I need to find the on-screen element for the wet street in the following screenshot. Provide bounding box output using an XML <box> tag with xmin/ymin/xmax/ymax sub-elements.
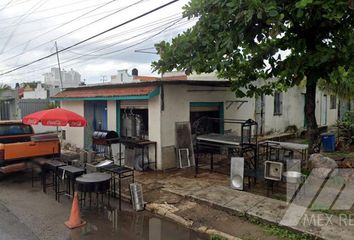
<box><xmin>0</xmin><ymin>203</ymin><xmax>39</xmax><ymax>240</ymax></box>
<box><xmin>68</xmin><ymin>208</ymin><xmax>205</xmax><ymax>240</ymax></box>
<box><xmin>0</xmin><ymin>172</ymin><xmax>206</xmax><ymax>240</ymax></box>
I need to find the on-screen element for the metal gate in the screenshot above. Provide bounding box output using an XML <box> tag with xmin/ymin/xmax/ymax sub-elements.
<box><xmin>18</xmin><ymin>99</ymin><xmax>51</xmax><ymax>117</ymax></box>
<box><xmin>0</xmin><ymin>100</ymin><xmax>11</xmax><ymax>120</ymax></box>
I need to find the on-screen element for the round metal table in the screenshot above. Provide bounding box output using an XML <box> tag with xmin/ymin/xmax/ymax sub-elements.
<box><xmin>76</xmin><ymin>172</ymin><xmax>111</xmax><ymax>208</ymax></box>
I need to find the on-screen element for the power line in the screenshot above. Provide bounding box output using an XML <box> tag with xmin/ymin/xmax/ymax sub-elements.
<box><xmin>1</xmin><ymin>12</ymin><xmax>192</xmax><ymax>80</ymax></box>
<box><xmin>66</xmin><ymin>17</ymin><xmax>183</xmax><ymax>58</ymax></box>
<box><xmin>2</xmin><ymin>12</ymin><xmax>186</xmax><ymax>78</ymax></box>
<box><xmin>68</xmin><ymin>13</ymin><xmax>182</xmax><ymax>51</ymax></box>
<box><xmin>0</xmin><ymin>0</ymin><xmax>15</xmax><ymax>13</ymax></box>
<box><xmin>36</xmin><ymin>17</ymin><xmax>188</xmax><ymax>71</ymax></box>
<box><xmin>0</xmin><ymin>1</ymin><xmax>146</xmax><ymax>62</ymax></box>
<box><xmin>0</xmin><ymin>0</ymin><xmax>48</xmax><ymax>54</ymax></box>
<box><xmin>1</xmin><ymin>0</ymin><xmax>118</xmax><ymax>56</ymax></box>
<box><xmin>0</xmin><ymin>0</ymin><xmax>35</xmax><ymax>11</ymax></box>
<box><xmin>0</xmin><ymin>3</ymin><xmax>131</xmax><ymax>40</ymax></box>
<box><xmin>0</xmin><ymin>2</ymin><xmax>112</xmax><ymax>29</ymax></box>
<box><xmin>0</xmin><ymin>0</ymin><xmax>180</xmax><ymax>76</ymax></box>
<box><xmin>0</xmin><ymin>0</ymin><xmax>95</xmax><ymax>22</ymax></box>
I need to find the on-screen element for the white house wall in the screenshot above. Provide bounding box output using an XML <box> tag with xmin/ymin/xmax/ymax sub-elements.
<box><xmin>148</xmin><ymin>95</ymin><xmax>162</xmax><ymax>169</ymax></box>
<box><xmin>107</xmin><ymin>100</ymin><xmax>117</xmax><ymax>131</ymax></box>
<box><xmin>160</xmin><ymin>84</ymin><xmax>254</xmax><ymax>169</ymax></box>
<box><xmin>61</xmin><ymin>101</ymin><xmax>85</xmax><ymax>149</ymax></box>
<box><xmin>263</xmin><ymin>86</ymin><xmax>305</xmax><ymax>134</ymax></box>
<box><xmin>263</xmin><ymin>86</ymin><xmax>338</xmax><ymax>134</ymax></box>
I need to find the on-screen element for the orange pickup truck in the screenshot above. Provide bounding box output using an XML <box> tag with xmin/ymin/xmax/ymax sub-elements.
<box><xmin>0</xmin><ymin>120</ymin><xmax>60</xmax><ymax>178</ymax></box>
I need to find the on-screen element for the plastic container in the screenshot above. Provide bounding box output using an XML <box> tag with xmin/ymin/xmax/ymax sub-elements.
<box><xmin>321</xmin><ymin>133</ymin><xmax>336</xmax><ymax>152</ymax></box>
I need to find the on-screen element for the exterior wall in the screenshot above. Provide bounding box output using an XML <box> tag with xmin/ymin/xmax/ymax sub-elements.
<box><xmin>44</xmin><ymin>68</ymin><xmax>81</xmax><ymax>88</ymax></box>
<box><xmin>23</xmin><ymin>84</ymin><xmax>47</xmax><ymax>99</ymax></box>
<box><xmin>263</xmin><ymin>86</ymin><xmax>305</xmax><ymax>134</ymax></box>
<box><xmin>148</xmin><ymin>95</ymin><xmax>162</xmax><ymax>169</ymax></box>
<box><xmin>111</xmin><ymin>69</ymin><xmax>135</xmax><ymax>83</ymax></box>
<box><xmin>263</xmin><ymin>86</ymin><xmax>338</xmax><ymax>134</ymax></box>
<box><xmin>107</xmin><ymin>101</ymin><xmax>117</xmax><ymax>131</ymax></box>
<box><xmin>160</xmin><ymin>84</ymin><xmax>254</xmax><ymax>169</ymax></box>
<box><xmin>61</xmin><ymin>101</ymin><xmax>85</xmax><ymax>149</ymax></box>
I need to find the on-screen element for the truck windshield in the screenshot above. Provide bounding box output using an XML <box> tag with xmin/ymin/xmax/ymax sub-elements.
<box><xmin>0</xmin><ymin>124</ymin><xmax>33</xmax><ymax>136</ymax></box>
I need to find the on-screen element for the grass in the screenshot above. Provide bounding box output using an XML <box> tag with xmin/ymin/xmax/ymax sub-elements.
<box><xmin>246</xmin><ymin>216</ymin><xmax>314</xmax><ymax>240</ymax></box>
<box><xmin>264</xmin><ymin>225</ymin><xmax>313</xmax><ymax>240</ymax></box>
<box><xmin>210</xmin><ymin>235</ymin><xmax>226</xmax><ymax>240</ymax></box>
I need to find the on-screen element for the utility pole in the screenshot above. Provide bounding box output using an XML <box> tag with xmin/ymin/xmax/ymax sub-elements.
<box><xmin>55</xmin><ymin>41</ymin><xmax>64</xmax><ymax>90</ymax></box>
<box><xmin>101</xmin><ymin>75</ymin><xmax>107</xmax><ymax>83</ymax></box>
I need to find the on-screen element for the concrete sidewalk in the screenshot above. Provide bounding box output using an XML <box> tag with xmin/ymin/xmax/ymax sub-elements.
<box><xmin>158</xmin><ymin>174</ymin><xmax>354</xmax><ymax>240</ymax></box>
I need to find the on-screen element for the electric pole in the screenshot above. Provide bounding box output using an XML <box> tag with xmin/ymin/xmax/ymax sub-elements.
<box><xmin>55</xmin><ymin>41</ymin><xmax>64</xmax><ymax>90</ymax></box>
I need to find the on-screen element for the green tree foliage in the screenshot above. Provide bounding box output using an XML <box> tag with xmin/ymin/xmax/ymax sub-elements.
<box><xmin>153</xmin><ymin>0</ymin><xmax>354</xmax><ymax>149</ymax></box>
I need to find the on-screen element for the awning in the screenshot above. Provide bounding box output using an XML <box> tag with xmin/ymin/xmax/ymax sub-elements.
<box><xmin>52</xmin><ymin>85</ymin><xmax>160</xmax><ymax>101</ymax></box>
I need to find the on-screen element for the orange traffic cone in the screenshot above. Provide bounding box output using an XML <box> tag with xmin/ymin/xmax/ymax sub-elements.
<box><xmin>65</xmin><ymin>192</ymin><xmax>86</xmax><ymax>229</ymax></box>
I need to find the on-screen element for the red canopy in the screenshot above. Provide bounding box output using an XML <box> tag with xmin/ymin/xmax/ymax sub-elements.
<box><xmin>22</xmin><ymin>108</ymin><xmax>87</xmax><ymax>127</ymax></box>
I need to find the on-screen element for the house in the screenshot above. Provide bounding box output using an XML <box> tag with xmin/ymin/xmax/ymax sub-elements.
<box><xmin>52</xmin><ymin>74</ymin><xmax>338</xmax><ymax>170</ymax></box>
<box><xmin>23</xmin><ymin>83</ymin><xmax>48</xmax><ymax>99</ymax></box>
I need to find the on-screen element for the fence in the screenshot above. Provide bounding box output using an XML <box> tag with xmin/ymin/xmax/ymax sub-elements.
<box><xmin>18</xmin><ymin>99</ymin><xmax>51</xmax><ymax>117</ymax></box>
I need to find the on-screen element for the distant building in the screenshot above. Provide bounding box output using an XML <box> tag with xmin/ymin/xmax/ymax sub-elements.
<box><xmin>111</xmin><ymin>69</ymin><xmax>136</xmax><ymax>83</ymax></box>
<box><xmin>110</xmin><ymin>69</ymin><xmax>187</xmax><ymax>83</ymax></box>
<box><xmin>23</xmin><ymin>83</ymin><xmax>47</xmax><ymax>99</ymax></box>
<box><xmin>43</xmin><ymin>68</ymin><xmax>81</xmax><ymax>89</ymax></box>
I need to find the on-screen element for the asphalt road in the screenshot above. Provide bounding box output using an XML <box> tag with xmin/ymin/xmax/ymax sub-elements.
<box><xmin>0</xmin><ymin>203</ymin><xmax>39</xmax><ymax>240</ymax></box>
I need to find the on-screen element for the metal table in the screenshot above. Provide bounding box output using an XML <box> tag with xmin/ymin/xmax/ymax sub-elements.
<box><xmin>107</xmin><ymin>138</ymin><xmax>157</xmax><ymax>171</ymax></box>
<box><xmin>99</xmin><ymin>164</ymin><xmax>134</xmax><ymax>210</ymax></box>
<box><xmin>57</xmin><ymin>165</ymin><xmax>85</xmax><ymax>202</ymax></box>
<box><xmin>259</xmin><ymin>140</ymin><xmax>308</xmax><ymax>165</ymax></box>
<box><xmin>76</xmin><ymin>172</ymin><xmax>111</xmax><ymax>208</ymax></box>
<box><xmin>195</xmin><ymin>133</ymin><xmax>258</xmax><ymax>186</ymax></box>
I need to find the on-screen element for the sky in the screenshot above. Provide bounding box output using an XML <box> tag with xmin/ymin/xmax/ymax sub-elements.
<box><xmin>0</xmin><ymin>0</ymin><xmax>195</xmax><ymax>86</ymax></box>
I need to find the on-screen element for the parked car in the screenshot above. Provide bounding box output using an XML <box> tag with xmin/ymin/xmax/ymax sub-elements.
<box><xmin>0</xmin><ymin>120</ymin><xmax>60</xmax><ymax>178</ymax></box>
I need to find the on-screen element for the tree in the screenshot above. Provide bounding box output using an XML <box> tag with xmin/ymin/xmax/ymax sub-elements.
<box><xmin>152</xmin><ymin>0</ymin><xmax>354</xmax><ymax>151</ymax></box>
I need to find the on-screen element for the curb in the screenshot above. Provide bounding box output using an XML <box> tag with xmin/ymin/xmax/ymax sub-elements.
<box><xmin>161</xmin><ymin>188</ymin><xmax>325</xmax><ymax>240</ymax></box>
<box><xmin>146</xmin><ymin>203</ymin><xmax>242</xmax><ymax>240</ymax></box>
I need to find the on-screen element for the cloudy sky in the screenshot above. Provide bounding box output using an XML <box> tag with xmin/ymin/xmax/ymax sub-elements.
<box><xmin>0</xmin><ymin>0</ymin><xmax>195</xmax><ymax>86</ymax></box>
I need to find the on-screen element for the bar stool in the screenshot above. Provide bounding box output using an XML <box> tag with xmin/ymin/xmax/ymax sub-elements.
<box><xmin>57</xmin><ymin>165</ymin><xmax>85</xmax><ymax>202</ymax></box>
<box><xmin>42</xmin><ymin>160</ymin><xmax>66</xmax><ymax>199</ymax></box>
<box><xmin>31</xmin><ymin>157</ymin><xmax>50</xmax><ymax>188</ymax></box>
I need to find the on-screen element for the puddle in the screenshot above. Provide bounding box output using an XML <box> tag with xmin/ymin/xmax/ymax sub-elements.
<box><xmin>67</xmin><ymin>205</ymin><xmax>207</xmax><ymax>240</ymax></box>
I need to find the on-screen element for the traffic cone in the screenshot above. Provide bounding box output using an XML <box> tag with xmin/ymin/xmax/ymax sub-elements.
<box><xmin>65</xmin><ymin>192</ymin><xmax>86</xmax><ymax>229</ymax></box>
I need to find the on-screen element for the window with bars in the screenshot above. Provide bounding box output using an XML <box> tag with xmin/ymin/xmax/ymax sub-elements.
<box><xmin>274</xmin><ymin>92</ymin><xmax>283</xmax><ymax>115</ymax></box>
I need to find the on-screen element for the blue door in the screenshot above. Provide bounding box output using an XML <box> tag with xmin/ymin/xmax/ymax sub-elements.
<box><xmin>84</xmin><ymin>100</ymin><xmax>107</xmax><ymax>149</ymax></box>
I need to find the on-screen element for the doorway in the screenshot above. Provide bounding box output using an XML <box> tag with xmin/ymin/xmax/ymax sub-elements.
<box><xmin>84</xmin><ymin>100</ymin><xmax>108</xmax><ymax>149</ymax></box>
<box><xmin>321</xmin><ymin>95</ymin><xmax>327</xmax><ymax>126</ymax></box>
<box><xmin>190</xmin><ymin>102</ymin><xmax>223</xmax><ymax>134</ymax></box>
